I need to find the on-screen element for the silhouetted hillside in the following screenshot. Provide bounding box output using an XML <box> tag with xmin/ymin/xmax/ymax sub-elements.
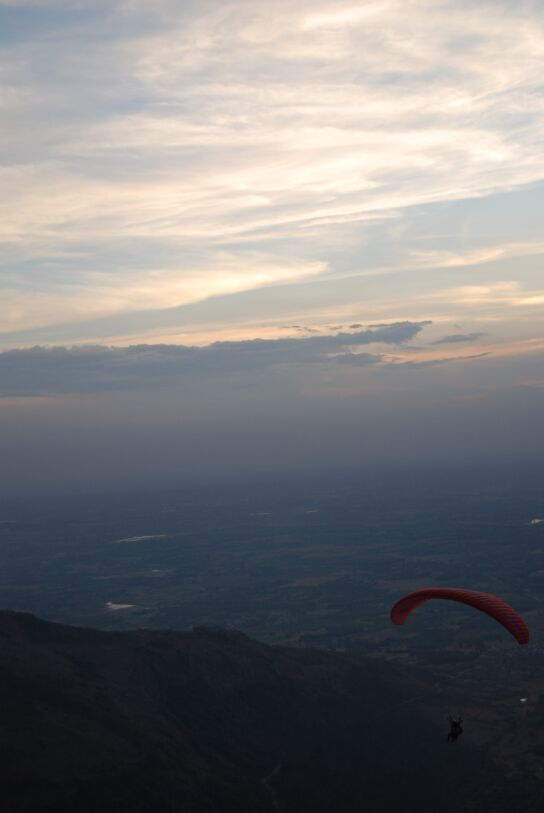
<box><xmin>0</xmin><ymin>611</ymin><xmax>536</xmax><ymax>812</ymax></box>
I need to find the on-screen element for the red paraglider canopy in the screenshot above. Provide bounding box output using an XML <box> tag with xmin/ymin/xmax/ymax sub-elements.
<box><xmin>390</xmin><ymin>587</ymin><xmax>529</xmax><ymax>645</ymax></box>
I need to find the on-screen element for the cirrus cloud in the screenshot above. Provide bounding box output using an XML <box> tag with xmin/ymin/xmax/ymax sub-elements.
<box><xmin>2</xmin><ymin>0</ymin><xmax>544</xmax><ymax>345</ymax></box>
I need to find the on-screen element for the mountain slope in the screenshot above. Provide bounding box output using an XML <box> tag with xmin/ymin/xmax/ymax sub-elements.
<box><xmin>0</xmin><ymin>610</ymin><xmax>530</xmax><ymax>812</ymax></box>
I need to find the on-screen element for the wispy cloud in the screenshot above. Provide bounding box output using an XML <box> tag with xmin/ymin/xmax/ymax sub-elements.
<box><xmin>429</xmin><ymin>281</ymin><xmax>544</xmax><ymax>309</ymax></box>
<box><xmin>392</xmin><ymin>351</ymin><xmax>490</xmax><ymax>369</ymax></box>
<box><xmin>2</xmin><ymin>0</ymin><xmax>544</xmax><ymax>342</ymax></box>
<box><xmin>433</xmin><ymin>332</ymin><xmax>484</xmax><ymax>345</ymax></box>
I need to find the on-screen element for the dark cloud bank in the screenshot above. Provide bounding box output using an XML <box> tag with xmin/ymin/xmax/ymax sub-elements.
<box><xmin>0</xmin><ymin>322</ymin><xmax>428</xmax><ymax>397</ymax></box>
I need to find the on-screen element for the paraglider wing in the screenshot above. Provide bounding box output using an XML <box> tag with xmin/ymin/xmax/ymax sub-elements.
<box><xmin>390</xmin><ymin>588</ymin><xmax>529</xmax><ymax>645</ymax></box>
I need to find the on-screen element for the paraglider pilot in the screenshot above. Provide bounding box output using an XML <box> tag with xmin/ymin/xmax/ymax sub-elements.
<box><xmin>447</xmin><ymin>716</ymin><xmax>463</xmax><ymax>743</ymax></box>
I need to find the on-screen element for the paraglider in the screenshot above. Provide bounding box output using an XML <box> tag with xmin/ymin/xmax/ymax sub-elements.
<box><xmin>390</xmin><ymin>588</ymin><xmax>529</xmax><ymax>744</ymax></box>
<box><xmin>447</xmin><ymin>716</ymin><xmax>463</xmax><ymax>743</ymax></box>
<box><xmin>390</xmin><ymin>587</ymin><xmax>529</xmax><ymax>645</ymax></box>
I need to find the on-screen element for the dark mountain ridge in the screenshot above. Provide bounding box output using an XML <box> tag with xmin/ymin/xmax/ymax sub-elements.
<box><xmin>0</xmin><ymin>610</ymin><xmax>533</xmax><ymax>812</ymax></box>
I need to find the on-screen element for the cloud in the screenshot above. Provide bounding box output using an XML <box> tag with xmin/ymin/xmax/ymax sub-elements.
<box><xmin>286</xmin><ymin>325</ymin><xmax>321</xmax><ymax>334</ymax></box>
<box><xmin>392</xmin><ymin>352</ymin><xmax>490</xmax><ymax>370</ymax></box>
<box><xmin>2</xmin><ymin>0</ymin><xmax>544</xmax><ymax>342</ymax></box>
<box><xmin>333</xmin><ymin>352</ymin><xmax>383</xmax><ymax>367</ymax></box>
<box><xmin>432</xmin><ymin>332</ymin><xmax>484</xmax><ymax>345</ymax></box>
<box><xmin>424</xmin><ymin>280</ymin><xmax>544</xmax><ymax>310</ymax></box>
<box><xmin>0</xmin><ymin>321</ymin><xmax>429</xmax><ymax>396</ymax></box>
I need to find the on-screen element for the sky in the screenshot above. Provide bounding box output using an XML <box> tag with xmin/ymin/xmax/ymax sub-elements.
<box><xmin>1</xmin><ymin>0</ymin><xmax>543</xmax><ymax>491</ymax></box>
